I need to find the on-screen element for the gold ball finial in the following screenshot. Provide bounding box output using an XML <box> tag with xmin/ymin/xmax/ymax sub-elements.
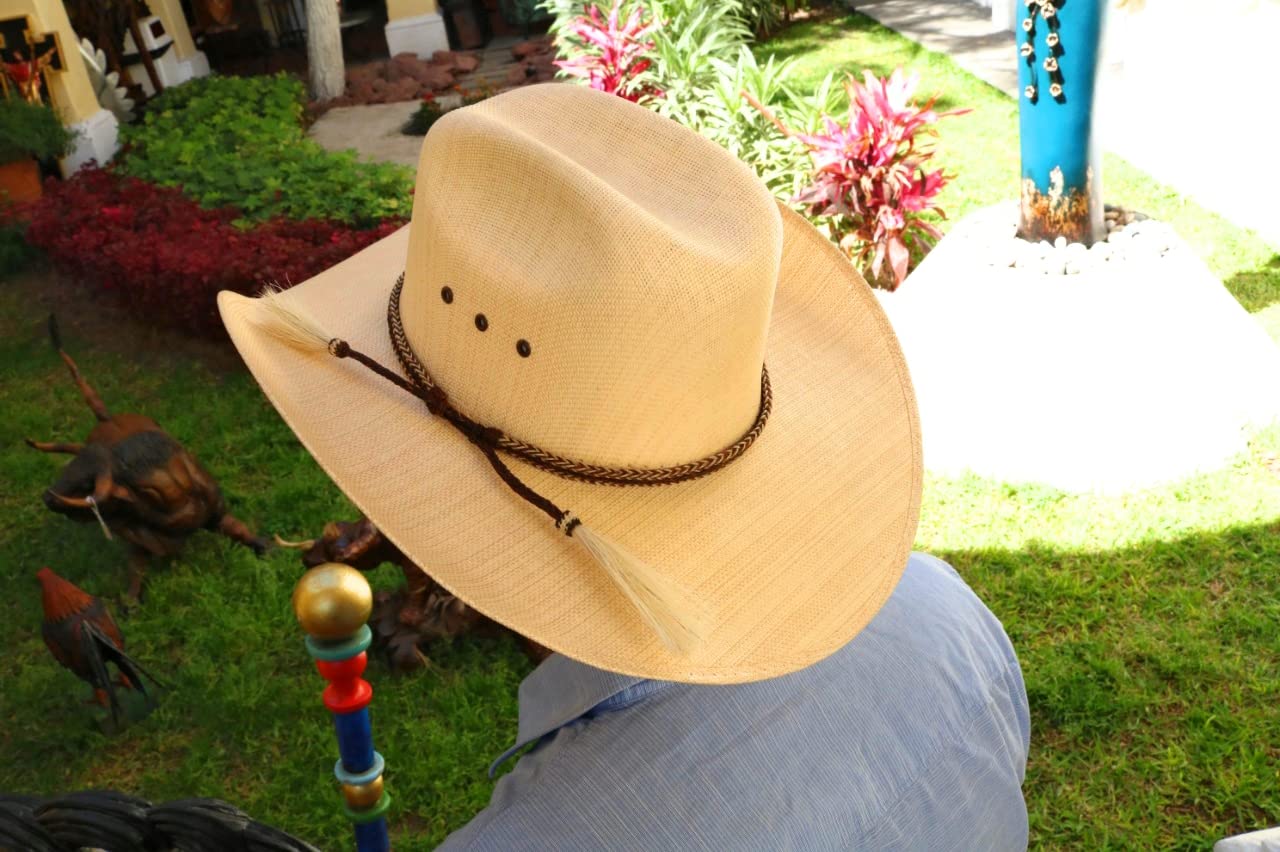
<box><xmin>292</xmin><ymin>563</ymin><xmax>373</xmax><ymax>639</ymax></box>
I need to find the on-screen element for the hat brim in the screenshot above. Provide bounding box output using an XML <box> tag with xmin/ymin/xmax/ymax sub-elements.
<box><xmin>219</xmin><ymin>203</ymin><xmax>921</xmax><ymax>684</ymax></box>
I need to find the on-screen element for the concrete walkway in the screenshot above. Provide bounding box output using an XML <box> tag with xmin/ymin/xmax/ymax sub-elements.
<box><xmin>856</xmin><ymin>0</ymin><xmax>1280</xmax><ymax>249</ymax></box>
<box><xmin>309</xmin><ymin>36</ymin><xmax>535</xmax><ymax>169</ymax></box>
<box><xmin>309</xmin><ymin>101</ymin><xmax>424</xmax><ymax>168</ymax></box>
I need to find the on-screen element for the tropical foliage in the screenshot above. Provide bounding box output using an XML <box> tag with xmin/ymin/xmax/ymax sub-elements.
<box><xmin>119</xmin><ymin>75</ymin><xmax>413</xmax><ymax>226</ymax></box>
<box><xmin>740</xmin><ymin>0</ymin><xmax>809</xmax><ymax>38</ymax></box>
<box><xmin>759</xmin><ymin>70</ymin><xmax>963</xmax><ymax>289</ymax></box>
<box><xmin>552</xmin><ymin>1</ymin><xmax>659</xmax><ymax>102</ymax></box>
<box><xmin>546</xmin><ymin>0</ymin><xmax>958</xmax><ymax>287</ymax></box>
<box><xmin>22</xmin><ymin>166</ymin><xmax>401</xmax><ymax>336</ymax></box>
<box><xmin>0</xmin><ymin>97</ymin><xmax>75</xmax><ymax>164</ymax></box>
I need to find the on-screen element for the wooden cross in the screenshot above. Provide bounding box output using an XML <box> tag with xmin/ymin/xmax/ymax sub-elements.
<box><xmin>0</xmin><ymin>16</ymin><xmax>65</xmax><ymax>104</ymax></box>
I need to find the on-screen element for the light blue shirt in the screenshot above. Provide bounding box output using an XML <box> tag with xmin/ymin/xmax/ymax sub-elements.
<box><xmin>441</xmin><ymin>553</ymin><xmax>1030</xmax><ymax>850</ymax></box>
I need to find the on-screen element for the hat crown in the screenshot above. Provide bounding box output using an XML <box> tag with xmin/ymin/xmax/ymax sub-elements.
<box><xmin>401</xmin><ymin>85</ymin><xmax>783</xmax><ymax>468</ymax></box>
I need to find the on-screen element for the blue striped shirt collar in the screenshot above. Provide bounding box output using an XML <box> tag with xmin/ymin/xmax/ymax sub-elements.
<box><xmin>488</xmin><ymin>654</ymin><xmax>647</xmax><ymax>777</ymax></box>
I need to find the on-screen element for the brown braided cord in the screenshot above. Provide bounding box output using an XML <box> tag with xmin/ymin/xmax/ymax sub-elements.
<box><xmin>387</xmin><ymin>274</ymin><xmax>771</xmax><ymax>486</ymax></box>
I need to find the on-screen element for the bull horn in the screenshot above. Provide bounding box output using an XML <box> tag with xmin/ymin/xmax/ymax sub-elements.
<box><xmin>273</xmin><ymin>534</ymin><xmax>316</xmax><ymax>550</ymax></box>
<box><xmin>45</xmin><ymin>490</ymin><xmax>94</xmax><ymax>510</ymax></box>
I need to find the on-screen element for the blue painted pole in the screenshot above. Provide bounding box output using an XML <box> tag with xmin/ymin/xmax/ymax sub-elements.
<box><xmin>1017</xmin><ymin>0</ymin><xmax>1108</xmax><ymax>245</ymax></box>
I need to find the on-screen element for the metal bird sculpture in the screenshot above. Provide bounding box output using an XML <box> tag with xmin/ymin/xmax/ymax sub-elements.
<box><xmin>28</xmin><ymin>317</ymin><xmax>269</xmax><ymax>602</ymax></box>
<box><xmin>275</xmin><ymin>517</ymin><xmax>555</xmax><ymax>671</ymax></box>
<box><xmin>0</xmin><ymin>790</ymin><xmax>322</xmax><ymax>851</ymax></box>
<box><xmin>37</xmin><ymin>567</ymin><xmax>160</xmax><ymax>728</ymax></box>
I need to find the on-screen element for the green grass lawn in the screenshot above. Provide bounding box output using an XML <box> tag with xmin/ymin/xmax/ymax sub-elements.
<box><xmin>1</xmin><ymin>12</ymin><xmax>1278</xmax><ymax>852</ymax></box>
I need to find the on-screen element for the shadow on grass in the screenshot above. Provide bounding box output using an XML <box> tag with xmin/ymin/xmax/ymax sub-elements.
<box><xmin>936</xmin><ymin>519</ymin><xmax>1280</xmax><ymax>850</ymax></box>
<box><xmin>1223</xmin><ymin>254</ymin><xmax>1280</xmax><ymax>314</ymax></box>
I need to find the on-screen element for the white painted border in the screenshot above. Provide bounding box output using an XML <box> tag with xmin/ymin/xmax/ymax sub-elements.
<box><xmin>61</xmin><ymin>108</ymin><xmax>119</xmax><ymax>176</ymax></box>
<box><xmin>385</xmin><ymin>12</ymin><xmax>448</xmax><ymax>59</ymax></box>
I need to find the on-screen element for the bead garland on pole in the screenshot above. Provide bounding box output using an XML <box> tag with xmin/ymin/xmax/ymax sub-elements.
<box><xmin>293</xmin><ymin>563</ymin><xmax>392</xmax><ymax>851</ymax></box>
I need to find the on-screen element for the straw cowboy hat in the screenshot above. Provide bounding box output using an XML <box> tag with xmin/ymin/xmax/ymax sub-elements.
<box><xmin>218</xmin><ymin>83</ymin><xmax>922</xmax><ymax>684</ymax></box>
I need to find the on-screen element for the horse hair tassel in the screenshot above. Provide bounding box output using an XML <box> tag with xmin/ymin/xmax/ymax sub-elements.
<box><xmin>560</xmin><ymin>513</ymin><xmax>708</xmax><ymax>655</ymax></box>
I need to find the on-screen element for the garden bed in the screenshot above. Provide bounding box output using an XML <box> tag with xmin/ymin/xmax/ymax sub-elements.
<box><xmin>15</xmin><ymin>73</ymin><xmax>411</xmax><ymax>337</ymax></box>
<box><xmin>2</xmin><ymin>6</ymin><xmax>1278</xmax><ymax>851</ymax></box>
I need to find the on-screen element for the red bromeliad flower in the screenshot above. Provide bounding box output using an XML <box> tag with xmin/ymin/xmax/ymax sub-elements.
<box><xmin>554</xmin><ymin>1</ymin><xmax>661</xmax><ymax>104</ymax></box>
<box><xmin>762</xmin><ymin>69</ymin><xmax>966</xmax><ymax>290</ymax></box>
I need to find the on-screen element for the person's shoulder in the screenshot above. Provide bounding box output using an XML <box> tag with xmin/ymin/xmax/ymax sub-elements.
<box><xmin>867</xmin><ymin>551</ymin><xmax>1022</xmax><ymax>677</ymax></box>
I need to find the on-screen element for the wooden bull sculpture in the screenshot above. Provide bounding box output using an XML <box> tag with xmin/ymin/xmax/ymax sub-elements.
<box><xmin>27</xmin><ymin>318</ymin><xmax>267</xmax><ymax>602</ymax></box>
<box><xmin>277</xmin><ymin>517</ymin><xmax>549</xmax><ymax>670</ymax></box>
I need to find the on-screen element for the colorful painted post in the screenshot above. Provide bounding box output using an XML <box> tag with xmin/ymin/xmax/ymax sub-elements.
<box><xmin>293</xmin><ymin>563</ymin><xmax>391</xmax><ymax>852</ymax></box>
<box><xmin>1017</xmin><ymin>0</ymin><xmax>1108</xmax><ymax>246</ymax></box>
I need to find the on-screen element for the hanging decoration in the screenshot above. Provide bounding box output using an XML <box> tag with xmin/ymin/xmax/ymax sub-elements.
<box><xmin>0</xmin><ymin>17</ymin><xmax>64</xmax><ymax>104</ymax></box>
<box><xmin>1018</xmin><ymin>0</ymin><xmax>1066</xmax><ymax>103</ymax></box>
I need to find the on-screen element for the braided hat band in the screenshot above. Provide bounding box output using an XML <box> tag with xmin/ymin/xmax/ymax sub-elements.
<box><xmin>386</xmin><ymin>274</ymin><xmax>772</xmax><ymax>487</ymax></box>
<box><xmin>255</xmin><ymin>275</ymin><xmax>774</xmax><ymax>655</ymax></box>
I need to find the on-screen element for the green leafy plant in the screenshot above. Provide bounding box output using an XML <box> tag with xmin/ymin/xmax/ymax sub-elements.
<box><xmin>754</xmin><ymin>69</ymin><xmax>965</xmax><ymax>289</ymax></box>
<box><xmin>685</xmin><ymin>47</ymin><xmax>836</xmax><ymax>200</ymax></box>
<box><xmin>740</xmin><ymin>0</ymin><xmax>808</xmax><ymax>38</ymax></box>
<box><xmin>119</xmin><ymin>74</ymin><xmax>412</xmax><ymax>226</ymax></box>
<box><xmin>403</xmin><ymin>93</ymin><xmax>447</xmax><ymax>136</ymax></box>
<box><xmin>24</xmin><ymin>165</ymin><xmax>402</xmax><ymax>336</ymax></box>
<box><xmin>0</xmin><ymin>98</ymin><xmax>75</xmax><ymax>165</ymax></box>
<box><xmin>545</xmin><ymin>0</ymin><xmax>832</xmax><ymax>202</ymax></box>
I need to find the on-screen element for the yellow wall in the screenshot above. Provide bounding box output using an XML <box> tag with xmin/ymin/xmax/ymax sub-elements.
<box><xmin>148</xmin><ymin>0</ymin><xmax>197</xmax><ymax>59</ymax></box>
<box><xmin>386</xmin><ymin>0</ymin><xmax>437</xmax><ymax>22</ymax></box>
<box><xmin>0</xmin><ymin>0</ymin><xmax>99</xmax><ymax>123</ymax></box>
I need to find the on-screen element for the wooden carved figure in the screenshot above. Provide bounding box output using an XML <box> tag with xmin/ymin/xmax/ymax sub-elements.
<box><xmin>37</xmin><ymin>567</ymin><xmax>160</xmax><ymax>728</ymax></box>
<box><xmin>277</xmin><ymin>517</ymin><xmax>549</xmax><ymax>670</ymax></box>
<box><xmin>28</xmin><ymin>318</ymin><xmax>267</xmax><ymax>602</ymax></box>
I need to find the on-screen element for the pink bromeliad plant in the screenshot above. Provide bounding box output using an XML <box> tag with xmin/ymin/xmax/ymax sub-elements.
<box><xmin>553</xmin><ymin>1</ymin><xmax>661</xmax><ymax>104</ymax></box>
<box><xmin>756</xmin><ymin>69</ymin><xmax>965</xmax><ymax>290</ymax></box>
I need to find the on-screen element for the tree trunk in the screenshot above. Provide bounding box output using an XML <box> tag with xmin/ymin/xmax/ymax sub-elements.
<box><xmin>1017</xmin><ymin>0</ymin><xmax>1107</xmax><ymax>246</ymax></box>
<box><xmin>306</xmin><ymin>0</ymin><xmax>345</xmax><ymax>101</ymax></box>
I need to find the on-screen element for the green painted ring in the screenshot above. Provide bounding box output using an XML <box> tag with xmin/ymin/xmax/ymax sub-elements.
<box><xmin>305</xmin><ymin>625</ymin><xmax>372</xmax><ymax>661</ymax></box>
<box><xmin>343</xmin><ymin>790</ymin><xmax>391</xmax><ymax>824</ymax></box>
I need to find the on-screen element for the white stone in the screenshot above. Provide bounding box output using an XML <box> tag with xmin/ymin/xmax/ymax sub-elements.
<box><xmin>177</xmin><ymin>50</ymin><xmax>211</xmax><ymax>82</ymax></box>
<box><xmin>61</xmin><ymin>109</ymin><xmax>119</xmax><ymax>175</ymax></box>
<box><xmin>1213</xmin><ymin>824</ymin><xmax>1280</xmax><ymax>852</ymax></box>
<box><xmin>123</xmin><ymin>44</ymin><xmax>204</xmax><ymax>98</ymax></box>
<box><xmin>880</xmin><ymin>202</ymin><xmax>1280</xmax><ymax>493</ymax></box>
<box><xmin>385</xmin><ymin>12</ymin><xmax>448</xmax><ymax>59</ymax></box>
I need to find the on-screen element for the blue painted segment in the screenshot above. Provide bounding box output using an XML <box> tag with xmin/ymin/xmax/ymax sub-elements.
<box><xmin>1018</xmin><ymin>0</ymin><xmax>1107</xmax><ymax>193</ymax></box>
<box><xmin>333</xmin><ymin>708</ymin><xmax>375</xmax><ymax>772</ymax></box>
<box><xmin>335</xmin><ymin>751</ymin><xmax>385</xmax><ymax>787</ymax></box>
<box><xmin>305</xmin><ymin>625</ymin><xmax>373</xmax><ymax>661</ymax></box>
<box><xmin>354</xmin><ymin>817</ymin><xmax>391</xmax><ymax>852</ymax></box>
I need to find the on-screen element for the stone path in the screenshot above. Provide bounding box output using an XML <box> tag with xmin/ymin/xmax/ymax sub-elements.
<box><xmin>309</xmin><ymin>101</ymin><xmax>425</xmax><ymax>168</ymax></box>
<box><xmin>855</xmin><ymin>0</ymin><xmax>1280</xmax><ymax>249</ymax></box>
<box><xmin>309</xmin><ymin>35</ymin><xmax>550</xmax><ymax>169</ymax></box>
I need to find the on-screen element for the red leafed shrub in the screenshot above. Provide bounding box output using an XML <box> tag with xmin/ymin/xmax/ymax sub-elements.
<box><xmin>24</xmin><ymin>167</ymin><xmax>402</xmax><ymax>337</ymax></box>
<box><xmin>757</xmin><ymin>69</ymin><xmax>965</xmax><ymax>290</ymax></box>
<box><xmin>553</xmin><ymin>0</ymin><xmax>660</xmax><ymax>103</ymax></box>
